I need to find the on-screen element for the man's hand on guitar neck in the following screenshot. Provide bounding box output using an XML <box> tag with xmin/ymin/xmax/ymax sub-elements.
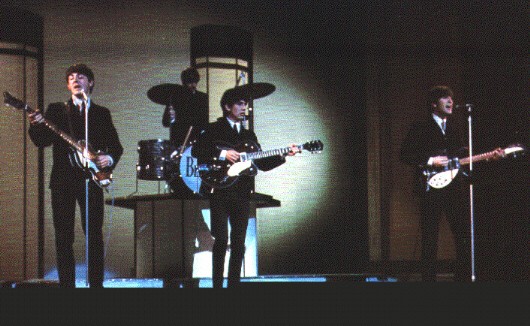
<box><xmin>285</xmin><ymin>143</ymin><xmax>301</xmax><ymax>156</ymax></box>
<box><xmin>28</xmin><ymin>111</ymin><xmax>45</xmax><ymax>125</ymax></box>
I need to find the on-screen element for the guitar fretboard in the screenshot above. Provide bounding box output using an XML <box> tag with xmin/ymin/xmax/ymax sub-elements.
<box><xmin>41</xmin><ymin>120</ymin><xmax>84</xmax><ymax>152</ymax></box>
<box><xmin>19</xmin><ymin>101</ymin><xmax>96</xmax><ymax>160</ymax></box>
<box><xmin>459</xmin><ymin>150</ymin><xmax>498</xmax><ymax>165</ymax></box>
<box><xmin>246</xmin><ymin>146</ymin><xmax>300</xmax><ymax>160</ymax></box>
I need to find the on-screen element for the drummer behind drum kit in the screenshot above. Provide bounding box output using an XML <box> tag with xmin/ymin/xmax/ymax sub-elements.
<box><xmin>136</xmin><ymin>138</ymin><xmax>202</xmax><ymax>195</ymax></box>
<box><xmin>136</xmin><ymin>81</ymin><xmax>282</xmax><ymax>196</ymax></box>
<box><xmin>135</xmin><ymin>83</ymin><xmax>205</xmax><ymax>195</ymax></box>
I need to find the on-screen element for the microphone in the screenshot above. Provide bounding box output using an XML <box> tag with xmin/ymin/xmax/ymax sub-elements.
<box><xmin>241</xmin><ymin>114</ymin><xmax>250</xmax><ymax>130</ymax></box>
<box><xmin>455</xmin><ymin>103</ymin><xmax>474</xmax><ymax>115</ymax></box>
<box><xmin>455</xmin><ymin>104</ymin><xmax>474</xmax><ymax>109</ymax></box>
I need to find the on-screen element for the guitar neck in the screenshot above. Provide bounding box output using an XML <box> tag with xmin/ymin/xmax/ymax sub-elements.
<box><xmin>459</xmin><ymin>150</ymin><xmax>499</xmax><ymax>166</ymax></box>
<box><xmin>5</xmin><ymin>93</ymin><xmax>97</xmax><ymax>160</ymax></box>
<box><xmin>43</xmin><ymin>120</ymin><xmax>86</xmax><ymax>153</ymax></box>
<box><xmin>25</xmin><ymin>105</ymin><xmax>94</xmax><ymax>159</ymax></box>
<box><xmin>247</xmin><ymin>145</ymin><xmax>299</xmax><ymax>160</ymax></box>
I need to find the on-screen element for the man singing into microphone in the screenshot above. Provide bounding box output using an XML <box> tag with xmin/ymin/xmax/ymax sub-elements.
<box><xmin>28</xmin><ymin>63</ymin><xmax>123</xmax><ymax>288</ymax></box>
<box><xmin>400</xmin><ymin>85</ymin><xmax>471</xmax><ymax>282</ymax></box>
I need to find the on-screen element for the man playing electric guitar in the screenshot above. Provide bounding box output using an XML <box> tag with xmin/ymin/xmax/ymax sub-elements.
<box><xmin>191</xmin><ymin>85</ymin><xmax>300</xmax><ymax>288</ymax></box>
<box><xmin>28</xmin><ymin>63</ymin><xmax>123</xmax><ymax>288</ymax></box>
<box><xmin>400</xmin><ymin>85</ymin><xmax>503</xmax><ymax>282</ymax></box>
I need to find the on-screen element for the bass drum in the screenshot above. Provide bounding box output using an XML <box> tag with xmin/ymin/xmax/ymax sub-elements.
<box><xmin>136</xmin><ymin>139</ymin><xmax>175</xmax><ymax>180</ymax></box>
<box><xmin>166</xmin><ymin>145</ymin><xmax>203</xmax><ymax>196</ymax></box>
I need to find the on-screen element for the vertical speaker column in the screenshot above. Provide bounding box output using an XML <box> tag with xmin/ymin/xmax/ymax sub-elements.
<box><xmin>189</xmin><ymin>25</ymin><xmax>259</xmax><ymax>278</ymax></box>
<box><xmin>0</xmin><ymin>7</ymin><xmax>44</xmax><ymax>281</ymax></box>
<box><xmin>190</xmin><ymin>24</ymin><xmax>254</xmax><ymax>131</ymax></box>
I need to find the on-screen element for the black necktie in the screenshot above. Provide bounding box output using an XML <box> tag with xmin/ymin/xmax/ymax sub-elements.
<box><xmin>233</xmin><ymin>123</ymin><xmax>239</xmax><ymax>134</ymax></box>
<box><xmin>79</xmin><ymin>102</ymin><xmax>85</xmax><ymax>117</ymax></box>
<box><xmin>441</xmin><ymin>120</ymin><xmax>446</xmax><ymax>133</ymax></box>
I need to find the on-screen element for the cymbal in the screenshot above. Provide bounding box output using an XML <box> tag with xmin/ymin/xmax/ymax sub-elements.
<box><xmin>147</xmin><ymin>83</ymin><xmax>189</xmax><ymax>105</ymax></box>
<box><xmin>228</xmin><ymin>83</ymin><xmax>275</xmax><ymax>100</ymax></box>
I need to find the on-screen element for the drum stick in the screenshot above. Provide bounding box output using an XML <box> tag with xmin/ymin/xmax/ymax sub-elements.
<box><xmin>178</xmin><ymin>126</ymin><xmax>193</xmax><ymax>157</ymax></box>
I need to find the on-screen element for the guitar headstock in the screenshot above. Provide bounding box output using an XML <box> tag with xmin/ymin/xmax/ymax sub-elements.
<box><xmin>3</xmin><ymin>92</ymin><xmax>26</xmax><ymax>110</ymax></box>
<box><xmin>504</xmin><ymin>143</ymin><xmax>526</xmax><ymax>158</ymax></box>
<box><xmin>301</xmin><ymin>140</ymin><xmax>324</xmax><ymax>153</ymax></box>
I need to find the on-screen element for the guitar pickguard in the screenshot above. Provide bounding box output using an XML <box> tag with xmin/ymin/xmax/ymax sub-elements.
<box><xmin>68</xmin><ymin>148</ymin><xmax>112</xmax><ymax>188</ymax></box>
<box><xmin>427</xmin><ymin>169</ymin><xmax>460</xmax><ymax>189</ymax></box>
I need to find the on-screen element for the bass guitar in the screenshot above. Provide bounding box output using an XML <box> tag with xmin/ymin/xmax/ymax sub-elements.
<box><xmin>198</xmin><ymin>139</ymin><xmax>324</xmax><ymax>189</ymax></box>
<box><xmin>423</xmin><ymin>144</ymin><xmax>525</xmax><ymax>190</ymax></box>
<box><xmin>3</xmin><ymin>91</ymin><xmax>113</xmax><ymax>189</ymax></box>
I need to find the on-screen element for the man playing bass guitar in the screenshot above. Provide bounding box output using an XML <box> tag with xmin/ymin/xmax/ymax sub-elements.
<box><xmin>28</xmin><ymin>63</ymin><xmax>123</xmax><ymax>288</ymax></box>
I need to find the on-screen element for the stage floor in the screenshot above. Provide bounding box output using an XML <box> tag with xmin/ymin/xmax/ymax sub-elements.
<box><xmin>2</xmin><ymin>273</ymin><xmax>464</xmax><ymax>288</ymax></box>
<box><xmin>4</xmin><ymin>274</ymin><xmax>407</xmax><ymax>288</ymax></box>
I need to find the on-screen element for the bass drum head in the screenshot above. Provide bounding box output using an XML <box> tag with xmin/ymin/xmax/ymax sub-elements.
<box><xmin>166</xmin><ymin>145</ymin><xmax>203</xmax><ymax>196</ymax></box>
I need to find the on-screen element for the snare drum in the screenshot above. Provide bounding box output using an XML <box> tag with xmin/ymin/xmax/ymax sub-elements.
<box><xmin>136</xmin><ymin>139</ymin><xmax>175</xmax><ymax>180</ymax></box>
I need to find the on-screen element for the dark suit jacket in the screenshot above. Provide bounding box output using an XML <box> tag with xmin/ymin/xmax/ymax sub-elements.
<box><xmin>400</xmin><ymin>113</ymin><xmax>467</xmax><ymax>194</ymax></box>
<box><xmin>192</xmin><ymin>117</ymin><xmax>285</xmax><ymax>198</ymax></box>
<box><xmin>162</xmin><ymin>90</ymin><xmax>209</xmax><ymax>146</ymax></box>
<box><xmin>29</xmin><ymin>99</ymin><xmax>123</xmax><ymax>188</ymax></box>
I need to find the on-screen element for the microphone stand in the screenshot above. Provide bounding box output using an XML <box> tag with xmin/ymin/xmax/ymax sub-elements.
<box><xmin>82</xmin><ymin>91</ymin><xmax>90</xmax><ymax>288</ymax></box>
<box><xmin>465</xmin><ymin>104</ymin><xmax>476</xmax><ymax>282</ymax></box>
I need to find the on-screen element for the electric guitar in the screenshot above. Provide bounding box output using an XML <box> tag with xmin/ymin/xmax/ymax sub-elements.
<box><xmin>198</xmin><ymin>139</ymin><xmax>324</xmax><ymax>189</ymax></box>
<box><xmin>423</xmin><ymin>144</ymin><xmax>526</xmax><ymax>190</ymax></box>
<box><xmin>3</xmin><ymin>91</ymin><xmax>113</xmax><ymax>189</ymax></box>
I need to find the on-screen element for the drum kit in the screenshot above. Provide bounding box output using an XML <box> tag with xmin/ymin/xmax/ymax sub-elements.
<box><xmin>137</xmin><ymin>82</ymin><xmax>276</xmax><ymax>195</ymax></box>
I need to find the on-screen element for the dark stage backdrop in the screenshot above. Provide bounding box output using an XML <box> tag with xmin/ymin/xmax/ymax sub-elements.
<box><xmin>2</xmin><ymin>0</ymin><xmax>369</xmax><ymax>279</ymax></box>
